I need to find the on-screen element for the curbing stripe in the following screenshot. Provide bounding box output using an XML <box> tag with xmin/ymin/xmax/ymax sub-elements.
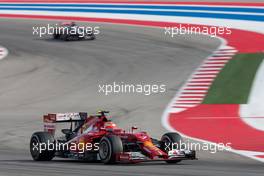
<box><xmin>167</xmin><ymin>45</ymin><xmax>237</xmax><ymax>111</ymax></box>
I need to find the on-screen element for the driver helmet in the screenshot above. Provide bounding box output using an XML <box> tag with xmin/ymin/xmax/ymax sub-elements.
<box><xmin>104</xmin><ymin>121</ymin><xmax>117</xmax><ymax>129</ymax></box>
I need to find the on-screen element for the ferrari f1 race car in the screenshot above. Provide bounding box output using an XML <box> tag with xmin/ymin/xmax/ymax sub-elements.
<box><xmin>30</xmin><ymin>111</ymin><xmax>196</xmax><ymax>164</ymax></box>
<box><xmin>53</xmin><ymin>22</ymin><xmax>96</xmax><ymax>41</ymax></box>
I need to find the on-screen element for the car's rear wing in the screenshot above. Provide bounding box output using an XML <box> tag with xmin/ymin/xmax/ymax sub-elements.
<box><xmin>43</xmin><ymin>112</ymin><xmax>87</xmax><ymax>135</ymax></box>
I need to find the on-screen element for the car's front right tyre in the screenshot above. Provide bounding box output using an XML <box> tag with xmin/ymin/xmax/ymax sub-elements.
<box><xmin>161</xmin><ymin>132</ymin><xmax>182</xmax><ymax>164</ymax></box>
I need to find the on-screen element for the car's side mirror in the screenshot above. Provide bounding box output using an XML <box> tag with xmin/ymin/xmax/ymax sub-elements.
<box><xmin>61</xmin><ymin>129</ymin><xmax>72</xmax><ymax>135</ymax></box>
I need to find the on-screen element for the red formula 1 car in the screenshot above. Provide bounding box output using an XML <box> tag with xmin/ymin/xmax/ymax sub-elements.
<box><xmin>30</xmin><ymin>111</ymin><xmax>196</xmax><ymax>164</ymax></box>
<box><xmin>53</xmin><ymin>22</ymin><xmax>96</xmax><ymax>41</ymax></box>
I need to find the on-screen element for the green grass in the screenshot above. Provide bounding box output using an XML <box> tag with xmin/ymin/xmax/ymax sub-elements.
<box><xmin>203</xmin><ymin>53</ymin><xmax>264</xmax><ymax>104</ymax></box>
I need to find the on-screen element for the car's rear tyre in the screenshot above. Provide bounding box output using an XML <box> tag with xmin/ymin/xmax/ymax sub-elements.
<box><xmin>53</xmin><ymin>34</ymin><xmax>60</xmax><ymax>39</ymax></box>
<box><xmin>99</xmin><ymin>135</ymin><xmax>123</xmax><ymax>164</ymax></box>
<box><xmin>30</xmin><ymin>131</ymin><xmax>55</xmax><ymax>161</ymax></box>
<box><xmin>60</xmin><ymin>34</ymin><xmax>69</xmax><ymax>41</ymax></box>
<box><xmin>161</xmin><ymin>132</ymin><xmax>182</xmax><ymax>164</ymax></box>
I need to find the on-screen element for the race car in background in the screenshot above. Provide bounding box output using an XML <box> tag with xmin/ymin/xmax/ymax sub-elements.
<box><xmin>53</xmin><ymin>22</ymin><xmax>96</xmax><ymax>41</ymax></box>
<box><xmin>30</xmin><ymin>111</ymin><xmax>196</xmax><ymax>164</ymax></box>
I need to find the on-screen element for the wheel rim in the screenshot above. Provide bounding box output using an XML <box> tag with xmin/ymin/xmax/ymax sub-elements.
<box><xmin>99</xmin><ymin>140</ymin><xmax>109</xmax><ymax>160</ymax></box>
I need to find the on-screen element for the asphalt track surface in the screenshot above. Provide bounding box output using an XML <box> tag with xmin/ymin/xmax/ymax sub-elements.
<box><xmin>0</xmin><ymin>19</ymin><xmax>263</xmax><ymax>176</ymax></box>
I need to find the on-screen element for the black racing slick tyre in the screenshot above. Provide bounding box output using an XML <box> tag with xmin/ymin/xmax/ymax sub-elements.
<box><xmin>84</xmin><ymin>33</ymin><xmax>96</xmax><ymax>40</ymax></box>
<box><xmin>161</xmin><ymin>132</ymin><xmax>182</xmax><ymax>164</ymax></box>
<box><xmin>60</xmin><ymin>34</ymin><xmax>69</xmax><ymax>41</ymax></box>
<box><xmin>90</xmin><ymin>34</ymin><xmax>96</xmax><ymax>40</ymax></box>
<box><xmin>53</xmin><ymin>34</ymin><xmax>60</xmax><ymax>39</ymax></box>
<box><xmin>30</xmin><ymin>131</ymin><xmax>55</xmax><ymax>161</ymax></box>
<box><xmin>99</xmin><ymin>135</ymin><xmax>123</xmax><ymax>164</ymax></box>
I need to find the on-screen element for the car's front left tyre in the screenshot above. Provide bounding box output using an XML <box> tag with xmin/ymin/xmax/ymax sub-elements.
<box><xmin>99</xmin><ymin>135</ymin><xmax>123</xmax><ymax>164</ymax></box>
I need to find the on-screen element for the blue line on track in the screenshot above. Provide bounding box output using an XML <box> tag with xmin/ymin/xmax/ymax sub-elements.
<box><xmin>0</xmin><ymin>4</ymin><xmax>263</xmax><ymax>14</ymax></box>
<box><xmin>0</xmin><ymin>7</ymin><xmax>263</xmax><ymax>21</ymax></box>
